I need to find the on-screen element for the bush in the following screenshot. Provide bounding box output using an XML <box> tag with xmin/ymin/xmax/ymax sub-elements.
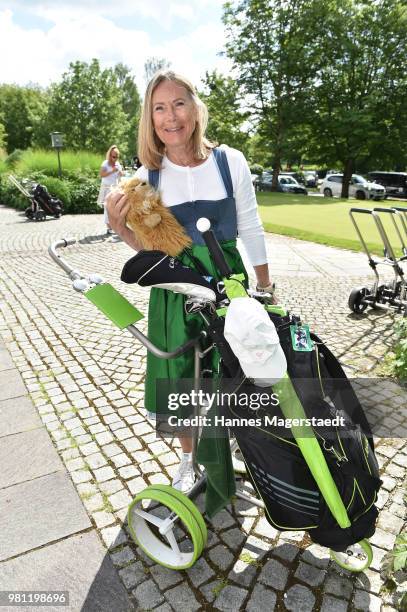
<box><xmin>65</xmin><ymin>175</ymin><xmax>100</xmax><ymax>214</ymax></box>
<box><xmin>249</xmin><ymin>163</ymin><xmax>264</xmax><ymax>175</ymax></box>
<box><xmin>5</xmin><ymin>149</ymin><xmax>23</xmax><ymax>168</ymax></box>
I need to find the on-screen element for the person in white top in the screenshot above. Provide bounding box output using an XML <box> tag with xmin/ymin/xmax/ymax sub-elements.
<box><xmin>97</xmin><ymin>145</ymin><xmax>124</xmax><ymax>234</ymax></box>
<box><xmin>106</xmin><ymin>71</ymin><xmax>276</xmax><ymax>493</ymax></box>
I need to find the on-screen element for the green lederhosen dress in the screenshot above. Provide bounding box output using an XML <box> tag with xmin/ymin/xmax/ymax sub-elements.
<box><xmin>145</xmin><ymin>148</ymin><xmax>248</xmax><ymax>516</ymax></box>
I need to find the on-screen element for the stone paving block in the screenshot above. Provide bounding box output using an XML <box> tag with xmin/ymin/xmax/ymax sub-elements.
<box><xmin>118</xmin><ymin>561</ymin><xmax>146</xmax><ymax>589</ymax></box>
<box><xmin>0</xmin><ymin>368</ymin><xmax>27</xmax><ymax>400</ymax></box>
<box><xmin>320</xmin><ymin>595</ymin><xmax>349</xmax><ymax>612</ymax></box>
<box><xmin>377</xmin><ymin>509</ymin><xmax>405</xmax><ymax>535</ymax></box>
<box><xmin>324</xmin><ymin>571</ymin><xmax>353</xmax><ymax>599</ymax></box>
<box><xmin>100</xmin><ymin>525</ymin><xmax>128</xmax><ymax>550</ymax></box>
<box><xmin>0</xmin><ymin>345</ymin><xmax>14</xmax><ymax>371</ymax></box>
<box><xmin>0</xmin><ymin>531</ymin><xmax>132</xmax><ymax>612</ymax></box>
<box><xmin>185</xmin><ymin>556</ymin><xmax>215</xmax><ymax>587</ymax></box>
<box><xmin>0</xmin><ymin>471</ymin><xmax>91</xmax><ymax>561</ymax></box>
<box><xmin>0</xmin><ymin>427</ymin><xmax>63</xmax><ymax>488</ymax></box>
<box><xmin>294</xmin><ymin>560</ymin><xmax>326</xmax><ymax>586</ymax></box>
<box><xmin>353</xmin><ymin>589</ymin><xmax>382</xmax><ymax>612</ymax></box>
<box><xmin>284</xmin><ymin>584</ymin><xmax>315</xmax><ymax>611</ymax></box>
<box><xmin>220</xmin><ymin>527</ymin><xmax>247</xmax><ymax>550</ymax></box>
<box><xmin>246</xmin><ymin>584</ymin><xmax>277</xmax><ymax>611</ymax></box>
<box><xmin>370</xmin><ymin>527</ymin><xmax>397</xmax><ymax>550</ymax></box>
<box><xmin>228</xmin><ymin>558</ymin><xmax>258</xmax><ymax>588</ymax></box>
<box><xmin>0</xmin><ymin>395</ymin><xmax>42</xmax><ymax>436</ymax></box>
<box><xmin>110</xmin><ymin>546</ymin><xmax>136</xmax><ymax>568</ymax></box>
<box><xmin>259</xmin><ymin>558</ymin><xmax>289</xmax><ymax>590</ymax></box>
<box><xmin>213</xmin><ymin>585</ymin><xmax>248</xmax><ymax>611</ymax></box>
<box><xmin>149</xmin><ymin>564</ymin><xmax>184</xmax><ymax>590</ymax></box>
<box><xmin>301</xmin><ymin>543</ymin><xmax>331</xmax><ymax>569</ymax></box>
<box><xmin>208</xmin><ymin>544</ymin><xmax>235</xmax><ymax>571</ymax></box>
<box><xmin>133</xmin><ymin>578</ymin><xmax>164</xmax><ymax>609</ymax></box>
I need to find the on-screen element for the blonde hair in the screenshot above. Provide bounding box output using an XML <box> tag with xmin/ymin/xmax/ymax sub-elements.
<box><xmin>106</xmin><ymin>145</ymin><xmax>120</xmax><ymax>160</ymax></box>
<box><xmin>138</xmin><ymin>70</ymin><xmax>215</xmax><ymax>169</ymax></box>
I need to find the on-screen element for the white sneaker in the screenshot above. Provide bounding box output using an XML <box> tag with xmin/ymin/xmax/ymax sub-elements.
<box><xmin>172</xmin><ymin>454</ymin><xmax>195</xmax><ymax>494</ymax></box>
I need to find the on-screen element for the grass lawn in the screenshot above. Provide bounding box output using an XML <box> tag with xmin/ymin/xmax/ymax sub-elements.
<box><xmin>257</xmin><ymin>192</ymin><xmax>406</xmax><ymax>256</ymax></box>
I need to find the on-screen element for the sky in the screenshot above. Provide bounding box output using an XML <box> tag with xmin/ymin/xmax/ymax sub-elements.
<box><xmin>0</xmin><ymin>0</ymin><xmax>232</xmax><ymax>94</ymax></box>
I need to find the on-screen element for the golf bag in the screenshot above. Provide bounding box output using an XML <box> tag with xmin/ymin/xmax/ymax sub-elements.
<box><xmin>24</xmin><ymin>183</ymin><xmax>63</xmax><ymax>221</ymax></box>
<box><xmin>221</xmin><ymin>312</ymin><xmax>382</xmax><ymax>551</ymax></box>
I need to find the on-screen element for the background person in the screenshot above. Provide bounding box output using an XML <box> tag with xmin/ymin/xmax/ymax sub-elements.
<box><xmin>107</xmin><ymin>71</ymin><xmax>276</xmax><ymax>493</ymax></box>
<box><xmin>97</xmin><ymin>145</ymin><xmax>124</xmax><ymax>234</ymax></box>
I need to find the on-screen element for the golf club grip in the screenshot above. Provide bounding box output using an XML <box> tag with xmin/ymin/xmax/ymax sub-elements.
<box><xmin>202</xmin><ymin>229</ymin><xmax>233</xmax><ymax>278</ymax></box>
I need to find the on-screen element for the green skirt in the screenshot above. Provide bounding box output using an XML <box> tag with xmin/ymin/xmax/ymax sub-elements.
<box><xmin>145</xmin><ymin>240</ymin><xmax>247</xmax><ymax>414</ymax></box>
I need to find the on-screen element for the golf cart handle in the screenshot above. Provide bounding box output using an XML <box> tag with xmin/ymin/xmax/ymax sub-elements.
<box><xmin>373</xmin><ymin>207</ymin><xmax>395</xmax><ymax>214</ymax></box>
<box><xmin>48</xmin><ymin>238</ymin><xmax>83</xmax><ymax>280</ymax></box>
<box><xmin>201</xmin><ymin>229</ymin><xmax>233</xmax><ymax>278</ymax></box>
<box><xmin>350</xmin><ymin>208</ymin><xmax>373</xmax><ymax>215</ymax></box>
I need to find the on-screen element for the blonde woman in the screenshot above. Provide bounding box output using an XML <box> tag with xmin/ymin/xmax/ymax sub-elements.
<box><xmin>97</xmin><ymin>145</ymin><xmax>124</xmax><ymax>234</ymax></box>
<box><xmin>107</xmin><ymin>71</ymin><xmax>275</xmax><ymax>492</ymax></box>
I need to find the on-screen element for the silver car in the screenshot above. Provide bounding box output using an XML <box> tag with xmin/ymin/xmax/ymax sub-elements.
<box><xmin>320</xmin><ymin>174</ymin><xmax>386</xmax><ymax>200</ymax></box>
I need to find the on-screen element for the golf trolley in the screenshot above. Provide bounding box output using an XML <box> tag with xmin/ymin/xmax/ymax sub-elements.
<box><xmin>49</xmin><ymin>225</ymin><xmax>376</xmax><ymax>573</ymax></box>
<box><xmin>8</xmin><ymin>174</ymin><xmax>63</xmax><ymax>221</ymax></box>
<box><xmin>348</xmin><ymin>207</ymin><xmax>407</xmax><ymax>315</ymax></box>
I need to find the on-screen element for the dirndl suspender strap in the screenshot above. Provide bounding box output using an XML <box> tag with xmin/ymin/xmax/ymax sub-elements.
<box><xmin>148</xmin><ymin>148</ymin><xmax>233</xmax><ymax>197</ymax></box>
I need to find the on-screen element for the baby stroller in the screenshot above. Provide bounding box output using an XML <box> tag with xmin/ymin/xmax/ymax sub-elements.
<box><xmin>49</xmin><ymin>220</ymin><xmax>381</xmax><ymax>573</ymax></box>
<box><xmin>8</xmin><ymin>174</ymin><xmax>63</xmax><ymax>221</ymax></box>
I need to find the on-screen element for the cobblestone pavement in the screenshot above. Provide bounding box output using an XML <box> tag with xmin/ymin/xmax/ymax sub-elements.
<box><xmin>0</xmin><ymin>204</ymin><xmax>405</xmax><ymax>611</ymax></box>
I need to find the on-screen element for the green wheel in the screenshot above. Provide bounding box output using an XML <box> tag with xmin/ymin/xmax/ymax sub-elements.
<box><xmin>127</xmin><ymin>485</ymin><xmax>207</xmax><ymax>570</ymax></box>
<box><xmin>330</xmin><ymin>539</ymin><xmax>373</xmax><ymax>572</ymax></box>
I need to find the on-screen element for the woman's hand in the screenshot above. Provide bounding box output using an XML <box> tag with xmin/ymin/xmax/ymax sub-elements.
<box><xmin>105</xmin><ymin>189</ymin><xmax>129</xmax><ymax>235</ymax></box>
<box><xmin>253</xmin><ymin>263</ymin><xmax>278</xmax><ymax>304</ymax></box>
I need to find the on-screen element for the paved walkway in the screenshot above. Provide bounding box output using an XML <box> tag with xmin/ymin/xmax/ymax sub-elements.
<box><xmin>0</xmin><ymin>204</ymin><xmax>405</xmax><ymax>612</ymax></box>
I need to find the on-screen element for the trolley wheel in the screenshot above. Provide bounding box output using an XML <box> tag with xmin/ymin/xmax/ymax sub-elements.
<box><xmin>127</xmin><ymin>484</ymin><xmax>207</xmax><ymax>569</ymax></box>
<box><xmin>348</xmin><ymin>286</ymin><xmax>369</xmax><ymax>313</ymax></box>
<box><xmin>35</xmin><ymin>210</ymin><xmax>46</xmax><ymax>221</ymax></box>
<box><xmin>330</xmin><ymin>539</ymin><xmax>373</xmax><ymax>572</ymax></box>
<box><xmin>24</xmin><ymin>207</ymin><xmax>34</xmax><ymax>219</ymax></box>
<box><xmin>54</xmin><ymin>213</ymin><xmax>61</xmax><ymax>219</ymax></box>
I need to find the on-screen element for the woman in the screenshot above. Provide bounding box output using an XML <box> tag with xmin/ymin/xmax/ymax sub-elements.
<box><xmin>98</xmin><ymin>145</ymin><xmax>124</xmax><ymax>234</ymax></box>
<box><xmin>106</xmin><ymin>71</ymin><xmax>276</xmax><ymax>493</ymax></box>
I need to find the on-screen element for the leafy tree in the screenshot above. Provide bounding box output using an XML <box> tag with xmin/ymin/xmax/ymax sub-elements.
<box><xmin>306</xmin><ymin>0</ymin><xmax>407</xmax><ymax>195</ymax></box>
<box><xmin>144</xmin><ymin>57</ymin><xmax>171</xmax><ymax>85</ymax></box>
<box><xmin>200</xmin><ymin>70</ymin><xmax>250</xmax><ymax>154</ymax></box>
<box><xmin>223</xmin><ymin>0</ymin><xmax>323</xmax><ymax>189</ymax></box>
<box><xmin>44</xmin><ymin>59</ymin><xmax>129</xmax><ymax>154</ymax></box>
<box><xmin>113</xmin><ymin>63</ymin><xmax>141</xmax><ymax>157</ymax></box>
<box><xmin>0</xmin><ymin>84</ymin><xmax>48</xmax><ymax>152</ymax></box>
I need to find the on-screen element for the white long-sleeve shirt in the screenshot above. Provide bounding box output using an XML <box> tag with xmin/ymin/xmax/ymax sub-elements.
<box><xmin>135</xmin><ymin>145</ymin><xmax>267</xmax><ymax>266</ymax></box>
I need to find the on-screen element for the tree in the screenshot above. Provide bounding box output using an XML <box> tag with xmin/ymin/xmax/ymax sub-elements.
<box><xmin>44</xmin><ymin>59</ymin><xmax>130</xmax><ymax>154</ymax></box>
<box><xmin>200</xmin><ymin>70</ymin><xmax>250</xmax><ymax>154</ymax></box>
<box><xmin>223</xmin><ymin>0</ymin><xmax>323</xmax><ymax>188</ymax></box>
<box><xmin>113</xmin><ymin>63</ymin><xmax>141</xmax><ymax>157</ymax></box>
<box><xmin>144</xmin><ymin>57</ymin><xmax>171</xmax><ymax>85</ymax></box>
<box><xmin>0</xmin><ymin>84</ymin><xmax>48</xmax><ymax>152</ymax></box>
<box><xmin>306</xmin><ymin>0</ymin><xmax>407</xmax><ymax>195</ymax></box>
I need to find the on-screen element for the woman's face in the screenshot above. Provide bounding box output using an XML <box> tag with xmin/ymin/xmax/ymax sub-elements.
<box><xmin>110</xmin><ymin>149</ymin><xmax>119</xmax><ymax>163</ymax></box>
<box><xmin>151</xmin><ymin>81</ymin><xmax>197</xmax><ymax>152</ymax></box>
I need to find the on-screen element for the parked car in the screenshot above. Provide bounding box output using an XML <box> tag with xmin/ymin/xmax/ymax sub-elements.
<box><xmin>303</xmin><ymin>171</ymin><xmax>318</xmax><ymax>188</ymax></box>
<box><xmin>367</xmin><ymin>172</ymin><xmax>407</xmax><ymax>198</ymax></box>
<box><xmin>278</xmin><ymin>174</ymin><xmax>308</xmax><ymax>194</ymax></box>
<box><xmin>320</xmin><ymin>174</ymin><xmax>386</xmax><ymax>200</ymax></box>
<box><xmin>255</xmin><ymin>173</ymin><xmax>308</xmax><ymax>194</ymax></box>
